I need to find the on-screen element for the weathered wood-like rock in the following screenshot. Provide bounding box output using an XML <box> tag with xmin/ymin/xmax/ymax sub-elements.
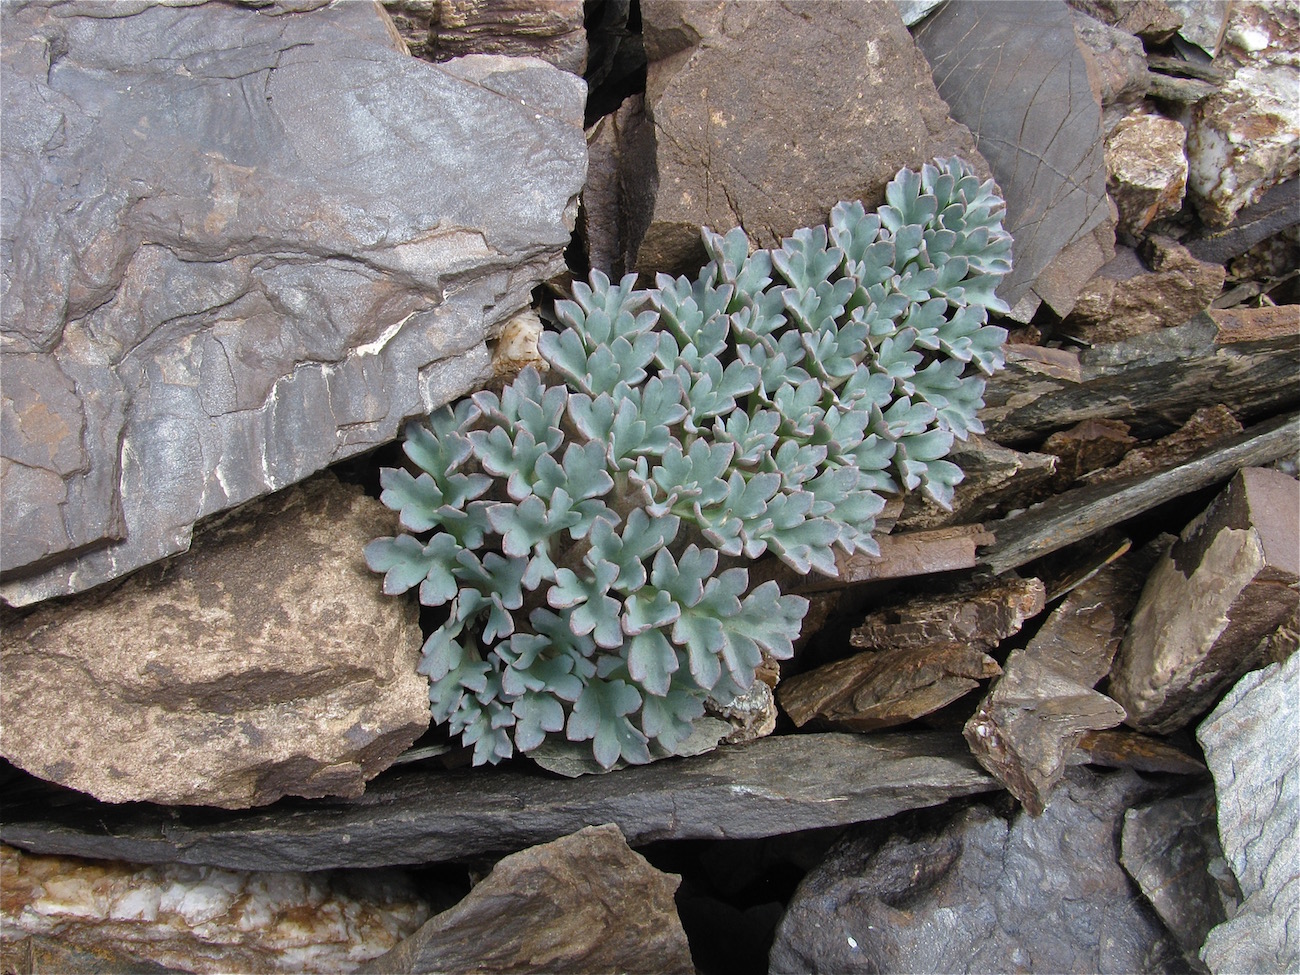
<box><xmin>1197</xmin><ymin>653</ymin><xmax>1300</xmax><ymax>974</ymax></box>
<box><xmin>0</xmin><ymin>473</ymin><xmax>430</xmax><ymax>809</ymax></box>
<box><xmin>1121</xmin><ymin>789</ymin><xmax>1239</xmax><ymax>968</ymax></box>
<box><xmin>0</xmin><ymin>844</ymin><xmax>434</xmax><ymax>975</ymax></box>
<box><xmin>978</xmin><ymin>412</ymin><xmax>1300</xmax><ymax>574</ymax></box>
<box><xmin>0</xmin><ymin>733</ymin><xmax>998</xmax><ymax>872</ymax></box>
<box><xmin>1110</xmin><ymin>467</ymin><xmax>1300</xmax><ymax>734</ymax></box>
<box><xmin>1105</xmin><ymin>112</ymin><xmax>1188</xmax><ymax>239</ymax></box>
<box><xmin>850</xmin><ymin>577</ymin><xmax>1046</xmax><ymax>652</ymax></box>
<box><xmin>915</xmin><ymin>0</ymin><xmax>1110</xmax><ymax>314</ymax></box>
<box><xmin>357</xmin><ymin>826</ymin><xmax>693</xmax><ymax>975</ymax></box>
<box><xmin>0</xmin><ymin>0</ymin><xmax>586</xmax><ymax>605</ymax></box>
<box><xmin>1187</xmin><ymin>179</ymin><xmax>1300</xmax><ymax>266</ymax></box>
<box><xmin>608</xmin><ymin>0</ymin><xmax>982</xmax><ymax>274</ymax></box>
<box><xmin>778</xmin><ymin>644</ymin><xmax>1000</xmax><ymax>732</ymax></box>
<box><xmin>980</xmin><ymin>310</ymin><xmax>1300</xmax><ymax>447</ymax></box>
<box><xmin>1067</xmin><ymin>0</ymin><xmax>1183</xmax><ymax>41</ymax></box>
<box><xmin>1069</xmin><ymin>6</ymin><xmax>1151</xmax><ymax>108</ymax></box>
<box><xmin>1062</xmin><ymin>239</ymin><xmax>1225</xmax><ymax>345</ymax></box>
<box><xmin>769</xmin><ymin>767</ymin><xmax>1181</xmax><ymax>975</ymax></box>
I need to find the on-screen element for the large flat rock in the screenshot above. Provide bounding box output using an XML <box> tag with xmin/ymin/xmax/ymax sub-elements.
<box><xmin>0</xmin><ymin>732</ymin><xmax>998</xmax><ymax>871</ymax></box>
<box><xmin>0</xmin><ymin>0</ymin><xmax>586</xmax><ymax>605</ymax></box>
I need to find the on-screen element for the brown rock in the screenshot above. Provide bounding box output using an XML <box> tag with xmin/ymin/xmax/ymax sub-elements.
<box><xmin>851</xmin><ymin>577</ymin><xmax>1047</xmax><ymax>653</ymax></box>
<box><xmin>1109</xmin><ymin>467</ymin><xmax>1300</xmax><ymax>734</ymax></box>
<box><xmin>0</xmin><ymin>473</ymin><xmax>430</xmax><ymax>808</ymax></box>
<box><xmin>582</xmin><ymin>94</ymin><xmax>656</xmax><ymax>278</ymax></box>
<box><xmin>623</xmin><ymin>0</ymin><xmax>982</xmax><ymax>274</ymax></box>
<box><xmin>790</xmin><ymin>525</ymin><xmax>997</xmax><ymax>592</ymax></box>
<box><xmin>356</xmin><ymin>825</ymin><xmax>695</xmax><ymax>975</ymax></box>
<box><xmin>1106</xmin><ymin>112</ymin><xmax>1189</xmax><ymax>239</ymax></box>
<box><xmin>1063</xmin><ymin>239</ymin><xmax>1225</xmax><ymax>344</ymax></box>
<box><xmin>1070</xmin><ymin>6</ymin><xmax>1152</xmax><ymax>106</ymax></box>
<box><xmin>1207</xmin><ymin>303</ymin><xmax>1300</xmax><ymax>343</ymax></box>
<box><xmin>1073</xmin><ymin>729</ymin><xmax>1207</xmax><ymax>775</ymax></box>
<box><xmin>779</xmin><ymin>644</ymin><xmax>1000</xmax><ymax>733</ymax></box>
<box><xmin>1087</xmin><ymin>403</ymin><xmax>1243</xmax><ymax>485</ymax></box>
<box><xmin>965</xmin><ymin>653</ymin><xmax>1128</xmax><ymax>815</ymax></box>
<box><xmin>1041</xmin><ymin>417</ymin><xmax>1137</xmax><ymax>488</ymax></box>
<box><xmin>1029</xmin><ymin>205</ymin><xmax>1118</xmax><ymax>320</ymax></box>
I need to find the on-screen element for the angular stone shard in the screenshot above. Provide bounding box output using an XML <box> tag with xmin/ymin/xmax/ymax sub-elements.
<box><xmin>0</xmin><ymin>0</ymin><xmax>586</xmax><ymax>605</ymax></box>
<box><xmin>1040</xmin><ymin>417</ymin><xmax>1136</xmax><ymax>489</ymax></box>
<box><xmin>1121</xmin><ymin>789</ymin><xmax>1239</xmax><ymax>967</ymax></box>
<box><xmin>0</xmin><ymin>844</ymin><xmax>434</xmax><ymax>975</ymax></box>
<box><xmin>965</xmin><ymin>654</ymin><xmax>1127</xmax><ymax>815</ymax></box>
<box><xmin>1069</xmin><ymin>6</ymin><xmax>1152</xmax><ymax>108</ymax></box>
<box><xmin>1197</xmin><ymin>653</ymin><xmax>1300</xmax><ymax>974</ymax></box>
<box><xmin>914</xmin><ymin>0</ymin><xmax>1110</xmax><ymax>312</ymax></box>
<box><xmin>0</xmin><ymin>732</ymin><xmax>998</xmax><ymax>871</ymax></box>
<box><xmin>0</xmin><ymin>473</ymin><xmax>431</xmax><ymax>809</ymax></box>
<box><xmin>357</xmin><ymin>825</ymin><xmax>694</xmax><ymax>975</ymax></box>
<box><xmin>421</xmin><ymin>0</ymin><xmax>587</xmax><ymax>73</ymax></box>
<box><xmin>1110</xmin><ymin>467</ymin><xmax>1300</xmax><ymax>734</ymax></box>
<box><xmin>612</xmin><ymin>0</ymin><xmax>982</xmax><ymax>274</ymax></box>
<box><xmin>769</xmin><ymin>767</ymin><xmax>1180</xmax><ymax>975</ymax></box>
<box><xmin>850</xmin><ymin>577</ymin><xmax>1047</xmax><ymax>652</ymax></box>
<box><xmin>778</xmin><ymin>644</ymin><xmax>1000</xmax><ymax>732</ymax></box>
<box><xmin>1105</xmin><ymin>112</ymin><xmax>1189</xmax><ymax>239</ymax></box>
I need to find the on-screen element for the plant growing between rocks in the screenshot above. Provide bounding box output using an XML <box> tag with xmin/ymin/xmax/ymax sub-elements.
<box><xmin>366</xmin><ymin>158</ymin><xmax>1013</xmax><ymax>769</ymax></box>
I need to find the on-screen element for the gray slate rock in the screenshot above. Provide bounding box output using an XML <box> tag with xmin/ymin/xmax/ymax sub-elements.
<box><xmin>769</xmin><ymin>767</ymin><xmax>1184</xmax><ymax>975</ymax></box>
<box><xmin>914</xmin><ymin>0</ymin><xmax>1111</xmax><ymax>314</ymax></box>
<box><xmin>357</xmin><ymin>825</ymin><xmax>694</xmax><ymax>975</ymax></box>
<box><xmin>0</xmin><ymin>0</ymin><xmax>586</xmax><ymax>605</ymax></box>
<box><xmin>1197</xmin><ymin>652</ymin><xmax>1300</xmax><ymax>974</ymax></box>
<box><xmin>0</xmin><ymin>472</ymin><xmax>430</xmax><ymax>809</ymax></box>
<box><xmin>0</xmin><ymin>732</ymin><xmax>998</xmax><ymax>871</ymax></box>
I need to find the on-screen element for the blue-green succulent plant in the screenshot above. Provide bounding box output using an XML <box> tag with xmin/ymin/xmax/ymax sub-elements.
<box><xmin>367</xmin><ymin>158</ymin><xmax>1012</xmax><ymax>769</ymax></box>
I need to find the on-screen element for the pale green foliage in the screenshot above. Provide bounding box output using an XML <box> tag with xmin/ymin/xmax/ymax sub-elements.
<box><xmin>367</xmin><ymin>158</ymin><xmax>1011</xmax><ymax>769</ymax></box>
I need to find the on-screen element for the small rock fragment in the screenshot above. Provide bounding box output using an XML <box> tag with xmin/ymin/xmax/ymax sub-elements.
<box><xmin>778</xmin><ymin>644</ymin><xmax>1001</xmax><ymax>732</ymax></box>
<box><xmin>850</xmin><ymin>577</ymin><xmax>1047</xmax><ymax>652</ymax></box>
<box><xmin>1196</xmin><ymin>653</ymin><xmax>1300</xmax><ymax>974</ymax></box>
<box><xmin>355</xmin><ymin>825</ymin><xmax>695</xmax><ymax>975</ymax></box>
<box><xmin>1110</xmin><ymin>467</ymin><xmax>1300</xmax><ymax>734</ymax></box>
<box><xmin>1073</xmin><ymin>729</ymin><xmax>1208</xmax><ymax>775</ymax></box>
<box><xmin>1105</xmin><ymin>112</ymin><xmax>1189</xmax><ymax>238</ymax></box>
<box><xmin>417</xmin><ymin>0</ymin><xmax>587</xmax><ymax>73</ymax></box>
<box><xmin>964</xmin><ymin>654</ymin><xmax>1127</xmax><ymax>815</ymax></box>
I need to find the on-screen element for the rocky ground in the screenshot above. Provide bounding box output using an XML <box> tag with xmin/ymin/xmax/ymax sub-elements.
<box><xmin>1</xmin><ymin>1</ymin><xmax>1297</xmax><ymax>973</ymax></box>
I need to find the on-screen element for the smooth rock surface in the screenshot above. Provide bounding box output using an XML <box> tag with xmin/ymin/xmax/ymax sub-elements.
<box><xmin>357</xmin><ymin>825</ymin><xmax>694</xmax><ymax>975</ymax></box>
<box><xmin>0</xmin><ymin>732</ymin><xmax>999</xmax><ymax>871</ymax></box>
<box><xmin>769</xmin><ymin>767</ymin><xmax>1180</xmax><ymax>975</ymax></box>
<box><xmin>1196</xmin><ymin>653</ymin><xmax>1300</xmax><ymax>974</ymax></box>
<box><xmin>0</xmin><ymin>0</ymin><xmax>586</xmax><ymax>605</ymax></box>
<box><xmin>915</xmin><ymin>0</ymin><xmax>1110</xmax><ymax>312</ymax></box>
<box><xmin>0</xmin><ymin>843</ymin><xmax>435</xmax><ymax>975</ymax></box>
<box><xmin>1110</xmin><ymin>467</ymin><xmax>1300</xmax><ymax>734</ymax></box>
<box><xmin>614</xmin><ymin>0</ymin><xmax>981</xmax><ymax>274</ymax></box>
<box><xmin>0</xmin><ymin>473</ymin><xmax>430</xmax><ymax>809</ymax></box>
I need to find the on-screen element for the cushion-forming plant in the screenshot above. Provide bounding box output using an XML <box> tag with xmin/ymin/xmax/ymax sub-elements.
<box><xmin>367</xmin><ymin>158</ymin><xmax>1013</xmax><ymax>769</ymax></box>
